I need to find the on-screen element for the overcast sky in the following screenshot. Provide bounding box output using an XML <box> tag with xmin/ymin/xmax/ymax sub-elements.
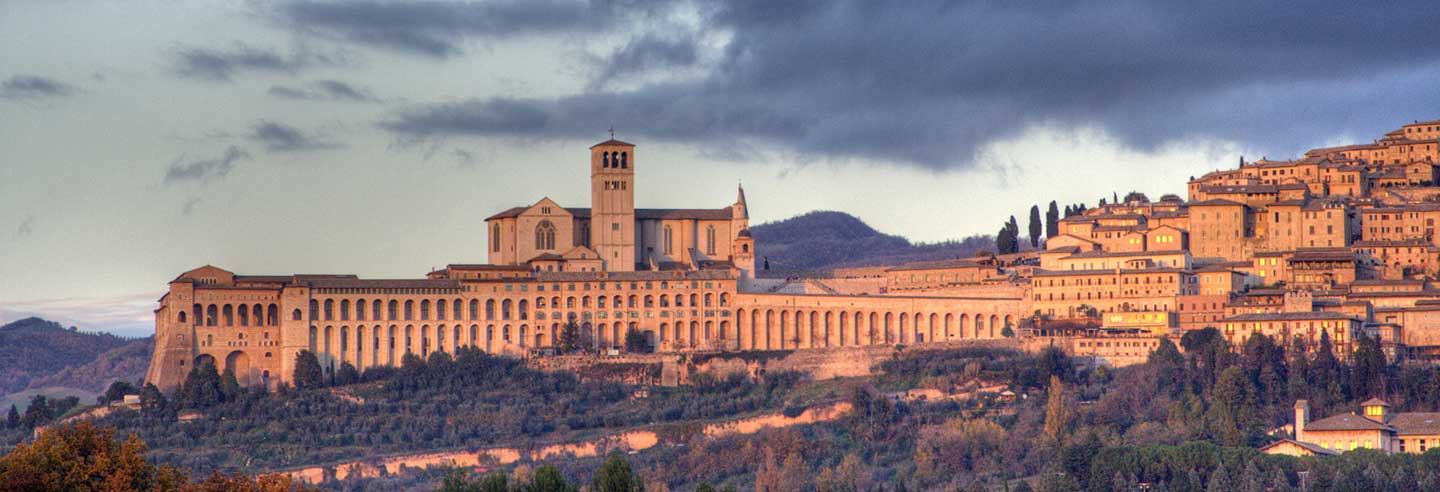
<box><xmin>4</xmin><ymin>1</ymin><xmax>1440</xmax><ymax>336</ymax></box>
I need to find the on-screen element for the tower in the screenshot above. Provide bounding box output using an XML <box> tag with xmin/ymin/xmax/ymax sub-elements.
<box><xmin>590</xmin><ymin>138</ymin><xmax>636</xmax><ymax>271</ymax></box>
<box><xmin>731</xmin><ymin>183</ymin><xmax>756</xmax><ymax>279</ymax></box>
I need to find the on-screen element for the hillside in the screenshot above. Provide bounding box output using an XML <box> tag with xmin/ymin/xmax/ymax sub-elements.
<box><xmin>25</xmin><ymin>337</ymin><xmax>152</xmax><ymax>393</ymax></box>
<box><xmin>0</xmin><ymin>317</ymin><xmax>134</xmax><ymax>395</ymax></box>
<box><xmin>750</xmin><ymin>211</ymin><xmax>994</xmax><ymax>274</ymax></box>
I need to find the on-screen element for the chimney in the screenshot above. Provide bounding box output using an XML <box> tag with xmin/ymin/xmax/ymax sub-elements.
<box><xmin>1294</xmin><ymin>400</ymin><xmax>1310</xmax><ymax>443</ymax></box>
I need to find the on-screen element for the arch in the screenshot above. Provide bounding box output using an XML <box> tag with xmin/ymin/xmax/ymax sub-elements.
<box><xmin>519</xmin><ymin>325</ymin><xmax>528</xmax><ymax>348</ymax></box>
<box><xmin>1003</xmin><ymin>315</ymin><xmax>1014</xmax><ymax>336</ymax></box>
<box><xmin>807</xmin><ymin>311</ymin><xmax>819</xmax><ymax>348</ymax></box>
<box><xmin>340</xmin><ymin>326</ymin><xmax>350</xmax><ymax>363</ymax></box>
<box><xmin>374</xmin><ymin>300</ymin><xmax>383</xmax><ymax>322</ymax></box>
<box><xmin>388</xmin><ymin>300</ymin><xmax>398</xmax><ymax>320</ymax></box>
<box><xmin>340</xmin><ymin>300</ymin><xmax>351</xmax><ymax>321</ymax></box>
<box><xmin>973</xmin><ymin>314</ymin><xmax>984</xmax><ymax>339</ymax></box>
<box><xmin>404</xmin><ymin>325</ymin><xmax>414</xmax><ymax>354</ymax></box>
<box><xmin>928</xmin><ymin>313</ymin><xmax>939</xmax><ymax>344</ymax></box>
<box><xmin>944</xmin><ymin>314</ymin><xmax>955</xmax><ymax>341</ymax></box>
<box><xmin>192</xmin><ymin>304</ymin><xmax>202</xmax><ymax>325</ymax></box>
<box><xmin>292</xmin><ymin>309</ymin><xmax>302</xmax><ymax>321</ymax></box>
<box><xmin>869</xmin><ymin>312</ymin><xmax>879</xmax><ymax>346</ymax></box>
<box><xmin>612</xmin><ymin>323</ymin><xmax>622</xmax><ymax>350</ymax></box>
<box><xmin>355</xmin><ymin>326</ymin><xmax>365</xmax><ymax>371</ymax></box>
<box><xmin>178</xmin><ymin>311</ymin><xmax>188</xmax><ymax>324</ymax></box>
<box><xmin>355</xmin><ymin>298</ymin><xmax>366</xmax><ymax>321</ymax></box>
<box><xmin>486</xmin><ymin>325</ymin><xmax>495</xmax><ymax>353</ymax></box>
<box><xmin>535</xmin><ymin>220</ymin><xmax>557</xmax><ymax>250</ymax></box>
<box><xmin>469</xmin><ymin>299</ymin><xmax>479</xmax><ymax>320</ymax></box>
<box><xmin>737</xmin><ymin>309</ymin><xmax>749</xmax><ymax>349</ymax></box>
<box><xmin>223</xmin><ymin>304</ymin><xmax>234</xmax><ymax>326</ymax></box>
<box><xmin>719</xmin><ymin>320</ymin><xmax>730</xmax><ymax>350</ymax></box>
<box><xmin>486</xmin><ymin>299</ymin><xmax>496</xmax><ymax>320</ymax></box>
<box><xmin>224</xmin><ymin>350</ymin><xmax>251</xmax><ymax>383</ymax></box>
<box><xmin>194</xmin><ymin>354</ymin><xmax>216</xmax><ymax>369</ymax></box>
<box><xmin>663</xmin><ymin>225</ymin><xmax>674</xmax><ymax>254</ymax></box>
<box><xmin>323</xmin><ymin>325</ymin><xmax>333</xmax><ymax>361</ymax></box>
<box><xmin>777</xmin><ymin>310</ymin><xmax>788</xmax><ymax>349</ymax></box>
<box><xmin>436</xmin><ymin>299</ymin><xmax>446</xmax><ymax>320</ymax></box>
<box><xmin>309</xmin><ymin>326</ymin><xmax>318</xmax><ymax>353</ymax></box>
<box><xmin>989</xmin><ymin>315</ymin><xmax>999</xmax><ymax>338</ymax></box>
<box><xmin>884</xmin><ymin>312</ymin><xmax>894</xmax><ymax>344</ymax></box>
<box><xmin>689</xmin><ymin>321</ymin><xmax>699</xmax><ymax>348</ymax></box>
<box><xmin>519</xmin><ymin>299</ymin><xmax>529</xmax><ymax>320</ymax></box>
<box><xmin>660</xmin><ymin>322</ymin><xmax>670</xmax><ymax>345</ymax></box>
<box><xmin>324</xmin><ymin>299</ymin><xmax>334</xmax><ymax>321</ymax></box>
<box><xmin>960</xmin><ymin>314</ymin><xmax>970</xmax><ymax>339</ymax></box>
<box><xmin>308</xmin><ymin>300</ymin><xmax>318</xmax><ymax>321</ymax></box>
<box><xmin>706</xmin><ymin>225</ymin><xmax>716</xmax><ymax>255</ymax></box>
<box><xmin>620</xmin><ymin>151</ymin><xmax>627</xmax><ymax>168</ymax></box>
<box><xmin>720</xmin><ymin>293</ymin><xmax>730</xmax><ymax>307</ymax></box>
<box><xmin>388</xmin><ymin>325</ymin><xmax>397</xmax><ymax>365</ymax></box>
<box><xmin>238</xmin><ymin>304</ymin><xmax>249</xmax><ymax>326</ymax></box>
<box><xmin>421</xmin><ymin>300</ymin><xmax>431</xmax><ymax>320</ymax></box>
<box><xmin>404</xmin><ymin>300</ymin><xmax>414</xmax><ymax>320</ymax></box>
<box><xmin>470</xmin><ymin>324</ymin><xmax>478</xmax><ymax>347</ymax></box>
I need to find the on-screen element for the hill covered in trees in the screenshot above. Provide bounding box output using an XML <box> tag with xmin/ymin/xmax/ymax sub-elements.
<box><xmin>750</xmin><ymin>211</ymin><xmax>994</xmax><ymax>274</ymax></box>
<box><xmin>0</xmin><ymin>317</ymin><xmax>138</xmax><ymax>395</ymax></box>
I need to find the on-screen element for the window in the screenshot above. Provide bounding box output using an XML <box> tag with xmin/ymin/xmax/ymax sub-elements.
<box><xmin>492</xmin><ymin>224</ymin><xmax>501</xmax><ymax>252</ymax></box>
<box><xmin>706</xmin><ymin>226</ymin><xmax>716</xmax><ymax>255</ymax></box>
<box><xmin>535</xmin><ymin>220</ymin><xmax>557</xmax><ymax>250</ymax></box>
<box><xmin>663</xmin><ymin>226</ymin><xmax>674</xmax><ymax>254</ymax></box>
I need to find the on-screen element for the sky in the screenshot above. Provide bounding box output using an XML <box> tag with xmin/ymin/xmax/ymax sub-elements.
<box><xmin>4</xmin><ymin>0</ymin><xmax>1440</xmax><ymax>337</ymax></box>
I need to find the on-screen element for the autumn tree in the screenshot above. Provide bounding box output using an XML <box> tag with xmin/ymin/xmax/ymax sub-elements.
<box><xmin>1043</xmin><ymin>375</ymin><xmax>1069</xmax><ymax>445</ymax></box>
<box><xmin>0</xmin><ymin>422</ymin><xmax>189</xmax><ymax>492</ymax></box>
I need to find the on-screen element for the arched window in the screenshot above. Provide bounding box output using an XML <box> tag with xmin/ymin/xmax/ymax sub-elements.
<box><xmin>502</xmin><ymin>299</ymin><xmax>512</xmax><ymax>320</ymax></box>
<box><xmin>388</xmin><ymin>300</ymin><xmax>398</xmax><ymax>320</ymax></box>
<box><xmin>206</xmin><ymin>305</ymin><xmax>217</xmax><ymax>326</ymax></box>
<box><xmin>706</xmin><ymin>226</ymin><xmax>716</xmax><ymax>255</ymax></box>
<box><xmin>421</xmin><ymin>300</ymin><xmax>431</xmax><ymax>320</ymax></box>
<box><xmin>356</xmin><ymin>299</ymin><xmax>366</xmax><ymax>321</ymax></box>
<box><xmin>178</xmin><ymin>311</ymin><xmax>187</xmax><ymax>323</ymax></box>
<box><xmin>663</xmin><ymin>226</ymin><xmax>674</xmax><ymax>254</ymax></box>
<box><xmin>340</xmin><ymin>300</ymin><xmax>350</xmax><ymax>321</ymax></box>
<box><xmin>519</xmin><ymin>300</ymin><xmax>529</xmax><ymax>320</ymax></box>
<box><xmin>620</xmin><ymin>152</ymin><xmax>628</xmax><ymax>169</ymax></box>
<box><xmin>535</xmin><ymin>220</ymin><xmax>557</xmax><ymax>250</ymax></box>
<box><xmin>292</xmin><ymin>309</ymin><xmax>302</xmax><ymax>321</ymax></box>
<box><xmin>469</xmin><ymin>299</ymin><xmax>479</xmax><ymax>320</ymax></box>
<box><xmin>324</xmin><ymin>299</ymin><xmax>334</xmax><ymax>321</ymax></box>
<box><xmin>373</xmin><ymin>300</ymin><xmax>382</xmax><ymax>321</ymax></box>
<box><xmin>404</xmin><ymin>300</ymin><xmax>414</xmax><ymax>320</ymax></box>
<box><xmin>603</xmin><ymin>151</ymin><xmax>611</xmax><ymax>168</ymax></box>
<box><xmin>486</xmin><ymin>300</ymin><xmax>495</xmax><ymax>320</ymax></box>
<box><xmin>453</xmin><ymin>298</ymin><xmax>462</xmax><ymax>320</ymax></box>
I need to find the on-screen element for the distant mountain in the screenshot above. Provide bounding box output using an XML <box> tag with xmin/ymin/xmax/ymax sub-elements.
<box><xmin>751</xmin><ymin>210</ymin><xmax>995</xmax><ymax>275</ymax></box>
<box><xmin>0</xmin><ymin>317</ymin><xmax>136</xmax><ymax>395</ymax></box>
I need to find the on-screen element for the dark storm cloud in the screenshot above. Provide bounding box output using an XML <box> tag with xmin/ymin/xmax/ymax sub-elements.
<box><xmin>248</xmin><ymin>120</ymin><xmax>342</xmax><ymax>152</ymax></box>
<box><xmin>163</xmin><ymin>146</ymin><xmax>252</xmax><ymax>184</ymax></box>
<box><xmin>269</xmin><ymin>0</ymin><xmax>648</xmax><ymax>58</ymax></box>
<box><xmin>590</xmin><ymin>34</ymin><xmax>698</xmax><ymax>88</ymax></box>
<box><xmin>268</xmin><ymin>79</ymin><xmax>379</xmax><ymax>102</ymax></box>
<box><xmin>377</xmin><ymin>0</ymin><xmax>1440</xmax><ymax>170</ymax></box>
<box><xmin>0</xmin><ymin>75</ymin><xmax>77</xmax><ymax>100</ymax></box>
<box><xmin>172</xmin><ymin>42</ymin><xmax>349</xmax><ymax>82</ymax></box>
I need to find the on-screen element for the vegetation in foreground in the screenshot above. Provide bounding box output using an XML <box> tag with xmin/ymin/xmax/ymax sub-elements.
<box><xmin>7</xmin><ymin>327</ymin><xmax>1440</xmax><ymax>492</ymax></box>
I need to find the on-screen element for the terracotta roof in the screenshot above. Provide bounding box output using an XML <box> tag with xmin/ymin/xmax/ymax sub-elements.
<box><xmin>1361</xmin><ymin>398</ymin><xmax>1390</xmax><ymax>407</ymax></box>
<box><xmin>446</xmin><ymin>264</ymin><xmax>532</xmax><ymax>271</ymax></box>
<box><xmin>1259</xmin><ymin>439</ymin><xmax>1339</xmax><ymax>456</ymax></box>
<box><xmin>1223</xmin><ymin>311</ymin><xmax>1357</xmax><ymax>322</ymax></box>
<box><xmin>1290</xmin><ymin>248</ymin><xmax>1354</xmax><ymax>262</ymax></box>
<box><xmin>1390</xmin><ymin>412</ymin><xmax>1440</xmax><ymax>435</ymax></box>
<box><xmin>1188</xmin><ymin>199</ymin><xmax>1246</xmax><ymax>207</ymax></box>
<box><xmin>1031</xmin><ymin>267</ymin><xmax>1189</xmax><ymax>277</ymax></box>
<box><xmin>590</xmin><ymin>139</ymin><xmax>635</xmax><ymax>148</ymax></box>
<box><xmin>535</xmin><ymin>270</ymin><xmax>733</xmax><ymax>281</ymax></box>
<box><xmin>488</xmin><ymin>206</ymin><xmax>735</xmax><ymax>221</ymax></box>
<box><xmin>1305</xmin><ymin>413</ymin><xmax>1390</xmax><ymax>432</ymax></box>
<box><xmin>886</xmin><ymin>259</ymin><xmax>986</xmax><ymax>272</ymax></box>
<box><xmin>305</xmin><ymin>278</ymin><xmax>462</xmax><ymax>290</ymax></box>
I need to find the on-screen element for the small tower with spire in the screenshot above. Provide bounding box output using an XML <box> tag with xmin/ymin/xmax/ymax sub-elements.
<box><xmin>731</xmin><ymin>182</ymin><xmax>755</xmax><ymax>279</ymax></box>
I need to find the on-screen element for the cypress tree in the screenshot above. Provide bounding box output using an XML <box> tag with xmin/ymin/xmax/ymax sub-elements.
<box><xmin>592</xmin><ymin>453</ymin><xmax>643</xmax><ymax>492</ymax></box>
<box><xmin>6</xmin><ymin>404</ymin><xmax>18</xmax><ymax>429</ymax></box>
<box><xmin>180</xmin><ymin>362</ymin><xmax>222</xmax><ymax>408</ymax></box>
<box><xmin>1045</xmin><ymin>201</ymin><xmax>1060</xmax><ymax>238</ymax></box>
<box><xmin>1028</xmin><ymin>205</ymin><xmax>1042</xmax><ymax>248</ymax></box>
<box><xmin>219</xmin><ymin>369</ymin><xmax>241</xmax><ymax>402</ymax></box>
<box><xmin>528</xmin><ymin>464</ymin><xmax>576</xmax><ymax>492</ymax></box>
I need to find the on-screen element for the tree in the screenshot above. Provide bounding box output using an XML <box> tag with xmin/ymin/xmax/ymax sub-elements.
<box><xmin>696</xmin><ymin>483</ymin><xmax>716</xmax><ymax>492</ymax></box>
<box><xmin>592</xmin><ymin>453</ymin><xmax>644</xmax><ymax>492</ymax></box>
<box><xmin>220</xmin><ymin>369</ymin><xmax>242</xmax><ymax>402</ymax></box>
<box><xmin>102</xmin><ymin>380</ymin><xmax>136</xmax><ymax>405</ymax></box>
<box><xmin>1028</xmin><ymin>205</ymin><xmax>1042</xmax><ymax>248</ymax></box>
<box><xmin>779</xmin><ymin>451</ymin><xmax>810</xmax><ymax>492</ymax></box>
<box><xmin>1209</xmin><ymin>366</ymin><xmax>1258</xmax><ymax>447</ymax></box>
<box><xmin>5</xmin><ymin>405</ymin><xmax>18</xmax><ymax>429</ymax></box>
<box><xmin>21</xmin><ymin>395</ymin><xmax>51</xmax><ymax>428</ymax></box>
<box><xmin>139</xmin><ymin>383</ymin><xmax>168</xmax><ymax>419</ymax></box>
<box><xmin>1045</xmin><ymin>201</ymin><xmax>1060</xmax><ymax>238</ymax></box>
<box><xmin>292</xmin><ymin>350</ymin><xmax>324</xmax><ymax>390</ymax></box>
<box><xmin>527</xmin><ymin>464</ymin><xmax>575</xmax><ymax>492</ymax></box>
<box><xmin>1043</xmin><ymin>375</ymin><xmax>1069</xmax><ymax>445</ymax></box>
<box><xmin>180</xmin><ymin>361</ymin><xmax>223</xmax><ymax>408</ymax></box>
<box><xmin>0</xmin><ymin>422</ymin><xmax>187</xmax><ymax>492</ymax></box>
<box><xmin>559</xmin><ymin>322</ymin><xmax>582</xmax><ymax>354</ymax></box>
<box><xmin>335</xmin><ymin>361</ymin><xmax>360</xmax><ymax>386</ymax></box>
<box><xmin>1352</xmin><ymin>334</ymin><xmax>1387</xmax><ymax>400</ymax></box>
<box><xmin>624</xmin><ymin>329</ymin><xmax>650</xmax><ymax>353</ymax></box>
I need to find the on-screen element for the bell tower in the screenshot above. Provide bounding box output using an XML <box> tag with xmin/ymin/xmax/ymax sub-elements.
<box><xmin>590</xmin><ymin>138</ymin><xmax>636</xmax><ymax>271</ymax></box>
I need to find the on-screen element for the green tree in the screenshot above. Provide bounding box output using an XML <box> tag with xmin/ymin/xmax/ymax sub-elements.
<box><xmin>138</xmin><ymin>383</ymin><xmax>168</xmax><ymax>419</ymax></box>
<box><xmin>292</xmin><ymin>350</ymin><xmax>324</xmax><ymax>390</ymax></box>
<box><xmin>624</xmin><ymin>329</ymin><xmax>650</xmax><ymax>353</ymax></box>
<box><xmin>1028</xmin><ymin>205</ymin><xmax>1042</xmax><ymax>248</ymax></box>
<box><xmin>559</xmin><ymin>322</ymin><xmax>581</xmax><ymax>354</ymax></box>
<box><xmin>592</xmin><ymin>453</ymin><xmax>644</xmax><ymax>492</ymax></box>
<box><xmin>1352</xmin><ymin>334</ymin><xmax>1386</xmax><ymax>400</ymax></box>
<box><xmin>101</xmin><ymin>380</ymin><xmax>136</xmax><ymax>405</ymax></box>
<box><xmin>1209</xmin><ymin>366</ymin><xmax>1258</xmax><ymax>446</ymax></box>
<box><xmin>527</xmin><ymin>463</ymin><xmax>575</xmax><ymax>492</ymax></box>
<box><xmin>335</xmin><ymin>361</ymin><xmax>360</xmax><ymax>386</ymax></box>
<box><xmin>21</xmin><ymin>395</ymin><xmax>51</xmax><ymax>428</ymax></box>
<box><xmin>180</xmin><ymin>361</ymin><xmax>222</xmax><ymax>408</ymax></box>
<box><xmin>220</xmin><ymin>369</ymin><xmax>242</xmax><ymax>402</ymax></box>
<box><xmin>696</xmin><ymin>483</ymin><xmax>716</xmax><ymax>492</ymax></box>
<box><xmin>1045</xmin><ymin>201</ymin><xmax>1060</xmax><ymax>238</ymax></box>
